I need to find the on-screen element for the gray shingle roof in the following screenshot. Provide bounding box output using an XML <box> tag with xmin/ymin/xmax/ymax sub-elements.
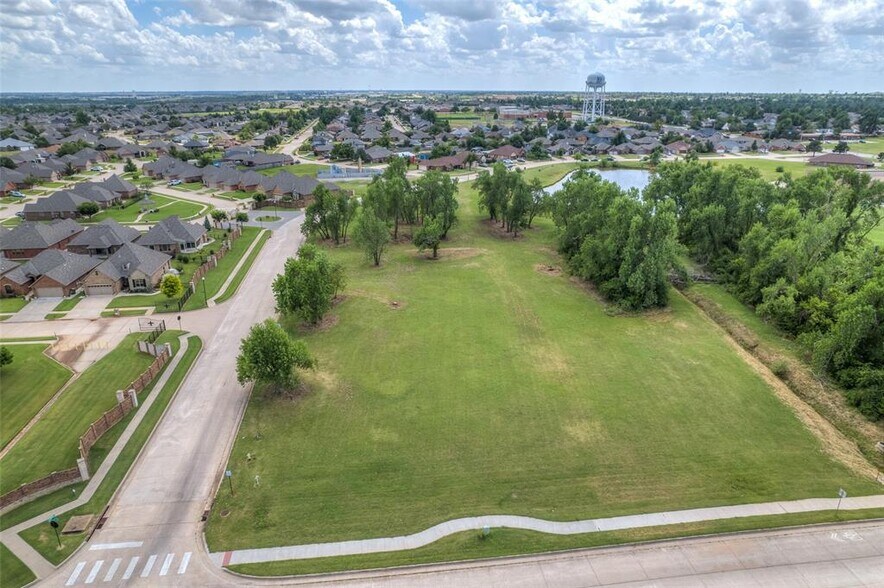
<box><xmin>96</xmin><ymin>242</ymin><xmax>171</xmax><ymax>280</ymax></box>
<box><xmin>0</xmin><ymin>219</ymin><xmax>83</xmax><ymax>250</ymax></box>
<box><xmin>68</xmin><ymin>219</ymin><xmax>140</xmax><ymax>250</ymax></box>
<box><xmin>22</xmin><ymin>191</ymin><xmax>89</xmax><ymax>214</ymax></box>
<box><xmin>5</xmin><ymin>249</ymin><xmax>100</xmax><ymax>286</ymax></box>
<box><xmin>101</xmin><ymin>174</ymin><xmax>137</xmax><ymax>195</ymax></box>
<box><xmin>136</xmin><ymin>216</ymin><xmax>206</xmax><ymax>247</ymax></box>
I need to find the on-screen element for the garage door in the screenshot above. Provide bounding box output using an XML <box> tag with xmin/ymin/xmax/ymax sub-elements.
<box><xmin>36</xmin><ymin>287</ymin><xmax>64</xmax><ymax>298</ymax></box>
<box><xmin>86</xmin><ymin>284</ymin><xmax>115</xmax><ymax>296</ymax></box>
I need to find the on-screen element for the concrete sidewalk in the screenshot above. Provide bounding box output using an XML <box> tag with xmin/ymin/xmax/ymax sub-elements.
<box><xmin>213</xmin><ymin>494</ymin><xmax>884</xmax><ymax>566</ymax></box>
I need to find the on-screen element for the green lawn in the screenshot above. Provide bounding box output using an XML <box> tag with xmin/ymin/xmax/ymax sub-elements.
<box><xmin>52</xmin><ymin>294</ymin><xmax>83</xmax><ymax>312</ymax></box>
<box><xmin>213</xmin><ymin>230</ymin><xmax>271</xmax><ymax>304</ymax></box>
<box><xmin>0</xmin><ymin>344</ymin><xmax>72</xmax><ymax>449</ymax></box>
<box><xmin>0</xmin><ymin>298</ymin><xmax>28</xmax><ymax>313</ymax></box>
<box><xmin>17</xmin><ymin>335</ymin><xmax>202</xmax><ymax>565</ymax></box>
<box><xmin>868</xmin><ymin>219</ymin><xmax>884</xmax><ymax>247</ymax></box>
<box><xmin>0</xmin><ymin>331</ymin><xmax>178</xmax><ymax>494</ymax></box>
<box><xmin>141</xmin><ymin>199</ymin><xmax>206</xmax><ymax>222</ymax></box>
<box><xmin>182</xmin><ymin>226</ymin><xmax>266</xmax><ymax>310</ymax></box>
<box><xmin>170</xmin><ymin>181</ymin><xmax>205</xmax><ymax>192</ymax></box>
<box><xmin>205</xmin><ymin>173</ymin><xmax>880</xmax><ymax>558</ymax></box>
<box><xmin>220</xmin><ymin>190</ymin><xmax>256</xmax><ymax>200</ymax></box>
<box><xmin>822</xmin><ymin>138</ymin><xmax>884</xmax><ymax>156</ymax></box>
<box><xmin>0</xmin><ymin>542</ymin><xmax>36</xmax><ymax>588</ymax></box>
<box><xmin>85</xmin><ymin>195</ymin><xmax>207</xmax><ymax>224</ymax></box>
<box><xmin>708</xmin><ymin>158</ymin><xmax>810</xmax><ymax>181</ymax></box>
<box><xmin>84</xmin><ymin>195</ymin><xmax>173</xmax><ymax>224</ymax></box>
<box><xmin>257</xmin><ymin>163</ymin><xmax>330</xmax><ymax>177</ymax></box>
<box><xmin>100</xmin><ymin>309</ymin><xmax>148</xmax><ymax>317</ymax></box>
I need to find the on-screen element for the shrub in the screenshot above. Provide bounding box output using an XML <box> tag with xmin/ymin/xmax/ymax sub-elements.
<box><xmin>771</xmin><ymin>360</ymin><xmax>790</xmax><ymax>379</ymax></box>
<box><xmin>775</xmin><ymin>166</ymin><xmax>784</xmax><ymax>173</ymax></box>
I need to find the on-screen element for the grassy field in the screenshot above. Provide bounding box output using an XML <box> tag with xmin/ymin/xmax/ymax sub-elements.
<box><xmin>182</xmin><ymin>226</ymin><xmax>267</xmax><ymax>310</ymax></box>
<box><xmin>0</xmin><ymin>542</ymin><xmax>36</xmax><ymax>588</ymax></box>
<box><xmin>141</xmin><ymin>198</ymin><xmax>206</xmax><ymax>222</ymax></box>
<box><xmin>0</xmin><ymin>298</ymin><xmax>28</xmax><ymax>313</ymax></box>
<box><xmin>17</xmin><ymin>335</ymin><xmax>202</xmax><ymax>566</ymax></box>
<box><xmin>0</xmin><ymin>344</ymin><xmax>72</xmax><ymax>449</ymax></box>
<box><xmin>213</xmin><ymin>230</ymin><xmax>271</xmax><ymax>304</ymax></box>
<box><xmin>868</xmin><ymin>219</ymin><xmax>884</xmax><ymax>247</ymax></box>
<box><xmin>205</xmin><ymin>169</ymin><xmax>880</xmax><ymax>559</ymax></box>
<box><xmin>708</xmin><ymin>158</ymin><xmax>811</xmax><ymax>181</ymax></box>
<box><xmin>822</xmin><ymin>138</ymin><xmax>884</xmax><ymax>156</ymax></box>
<box><xmin>437</xmin><ymin>111</ymin><xmax>497</xmax><ymax>128</ymax></box>
<box><xmin>0</xmin><ymin>331</ymin><xmax>179</xmax><ymax>494</ymax></box>
<box><xmin>258</xmin><ymin>163</ymin><xmax>330</xmax><ymax>177</ymax></box>
<box><xmin>52</xmin><ymin>294</ymin><xmax>83</xmax><ymax>312</ymax></box>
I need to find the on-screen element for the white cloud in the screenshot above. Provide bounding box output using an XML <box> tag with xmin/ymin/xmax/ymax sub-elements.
<box><xmin>0</xmin><ymin>0</ymin><xmax>881</xmax><ymax>91</ymax></box>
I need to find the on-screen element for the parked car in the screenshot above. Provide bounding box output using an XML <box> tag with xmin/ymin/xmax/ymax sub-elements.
<box><xmin>9</xmin><ymin>190</ymin><xmax>24</xmax><ymax>198</ymax></box>
<box><xmin>15</xmin><ymin>211</ymin><xmax>25</xmax><ymax>218</ymax></box>
<box><xmin>167</xmin><ymin>179</ymin><xmax>182</xmax><ymax>186</ymax></box>
<box><xmin>90</xmin><ymin>166</ymin><xmax>103</xmax><ymax>172</ymax></box>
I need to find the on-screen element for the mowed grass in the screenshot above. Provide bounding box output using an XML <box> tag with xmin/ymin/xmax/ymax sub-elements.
<box><xmin>0</xmin><ymin>344</ymin><xmax>72</xmax><ymax>448</ymax></box>
<box><xmin>141</xmin><ymin>199</ymin><xmax>206</xmax><ymax>222</ymax></box>
<box><xmin>708</xmin><ymin>158</ymin><xmax>811</xmax><ymax>181</ymax></box>
<box><xmin>868</xmin><ymin>219</ymin><xmax>884</xmax><ymax>247</ymax></box>
<box><xmin>822</xmin><ymin>138</ymin><xmax>884</xmax><ymax>156</ymax></box>
<box><xmin>0</xmin><ymin>542</ymin><xmax>35</xmax><ymax>588</ymax></box>
<box><xmin>257</xmin><ymin>163</ymin><xmax>330</xmax><ymax>177</ymax></box>
<box><xmin>205</xmin><ymin>170</ymin><xmax>880</xmax><ymax>554</ymax></box>
<box><xmin>0</xmin><ymin>298</ymin><xmax>28</xmax><ymax>313</ymax></box>
<box><xmin>0</xmin><ymin>332</ymin><xmax>177</xmax><ymax>494</ymax></box>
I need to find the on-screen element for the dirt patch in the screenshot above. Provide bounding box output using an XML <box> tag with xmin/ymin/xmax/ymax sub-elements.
<box><xmin>678</xmin><ymin>289</ymin><xmax>882</xmax><ymax>482</ymax></box>
<box><xmin>564</xmin><ymin>420</ymin><xmax>607</xmax><ymax>445</ymax></box>
<box><xmin>432</xmin><ymin>247</ymin><xmax>486</xmax><ymax>261</ymax></box>
<box><xmin>296</xmin><ymin>314</ymin><xmax>339</xmax><ymax>333</ymax></box>
<box><xmin>534</xmin><ymin>263</ymin><xmax>562</xmax><ymax>277</ymax></box>
<box><xmin>482</xmin><ymin>219</ymin><xmax>523</xmax><ymax>240</ymax></box>
<box><xmin>349</xmin><ymin>288</ymin><xmax>407</xmax><ymax>310</ymax></box>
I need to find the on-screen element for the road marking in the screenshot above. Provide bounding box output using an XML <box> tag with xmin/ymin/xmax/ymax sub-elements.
<box><xmin>159</xmin><ymin>553</ymin><xmax>175</xmax><ymax>576</ymax></box>
<box><xmin>140</xmin><ymin>554</ymin><xmax>157</xmax><ymax>578</ymax></box>
<box><xmin>66</xmin><ymin>562</ymin><xmax>86</xmax><ymax>586</ymax></box>
<box><xmin>122</xmin><ymin>556</ymin><xmax>139</xmax><ymax>580</ymax></box>
<box><xmin>84</xmin><ymin>560</ymin><xmax>103</xmax><ymax>584</ymax></box>
<box><xmin>89</xmin><ymin>541</ymin><xmax>143</xmax><ymax>551</ymax></box>
<box><xmin>103</xmin><ymin>558</ymin><xmax>122</xmax><ymax>581</ymax></box>
<box><xmin>178</xmin><ymin>551</ymin><xmax>191</xmax><ymax>574</ymax></box>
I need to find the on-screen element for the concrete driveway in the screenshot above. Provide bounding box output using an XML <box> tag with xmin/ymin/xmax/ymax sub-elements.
<box><xmin>65</xmin><ymin>294</ymin><xmax>112</xmax><ymax>319</ymax></box>
<box><xmin>3</xmin><ymin>297</ymin><xmax>59</xmax><ymax>323</ymax></box>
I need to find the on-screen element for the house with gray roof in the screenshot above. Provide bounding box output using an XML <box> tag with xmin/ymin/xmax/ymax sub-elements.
<box><xmin>0</xmin><ymin>167</ymin><xmax>27</xmax><ymax>195</ymax></box>
<box><xmin>67</xmin><ymin>219</ymin><xmax>140</xmax><ymax>257</ymax></box>
<box><xmin>137</xmin><ymin>215</ymin><xmax>208</xmax><ymax>255</ymax></box>
<box><xmin>82</xmin><ymin>242</ymin><xmax>172</xmax><ymax>295</ymax></box>
<box><xmin>0</xmin><ymin>219</ymin><xmax>83</xmax><ymax>259</ymax></box>
<box><xmin>22</xmin><ymin>191</ymin><xmax>89</xmax><ymax>220</ymax></box>
<box><xmin>100</xmin><ymin>174</ymin><xmax>138</xmax><ymax>198</ymax></box>
<box><xmin>0</xmin><ymin>249</ymin><xmax>100</xmax><ymax>298</ymax></box>
<box><xmin>0</xmin><ymin>138</ymin><xmax>35</xmax><ymax>151</ymax></box>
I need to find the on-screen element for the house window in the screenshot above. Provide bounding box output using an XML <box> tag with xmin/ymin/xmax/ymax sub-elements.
<box><xmin>130</xmin><ymin>278</ymin><xmax>148</xmax><ymax>291</ymax></box>
<box><xmin>3</xmin><ymin>285</ymin><xmax>12</xmax><ymax>295</ymax></box>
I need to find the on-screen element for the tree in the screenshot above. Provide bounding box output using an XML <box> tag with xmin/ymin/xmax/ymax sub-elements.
<box><xmin>235</xmin><ymin>212</ymin><xmax>249</xmax><ymax>227</ymax></box>
<box><xmin>75</xmin><ymin>110</ymin><xmax>90</xmax><ymax>126</ymax></box>
<box><xmin>833</xmin><ymin>141</ymin><xmax>850</xmax><ymax>153</ymax></box>
<box><xmin>0</xmin><ymin>157</ymin><xmax>15</xmax><ymax>169</ymax></box>
<box><xmin>235</xmin><ymin>319</ymin><xmax>314</xmax><ymax>391</ymax></box>
<box><xmin>330</xmin><ymin>142</ymin><xmax>355</xmax><ymax>161</ymax></box>
<box><xmin>363</xmin><ymin>157</ymin><xmax>411</xmax><ymax>239</ymax></box>
<box><xmin>301</xmin><ymin>185</ymin><xmax>356</xmax><ymax>244</ymax></box>
<box><xmin>203</xmin><ymin>216</ymin><xmax>212</xmax><ymax>231</ymax></box>
<box><xmin>77</xmin><ymin>201</ymin><xmax>100</xmax><ymax>217</ymax></box>
<box><xmin>263</xmin><ymin>135</ymin><xmax>281</xmax><ymax>150</ymax></box>
<box><xmin>272</xmin><ymin>244</ymin><xmax>343</xmax><ymax>324</ymax></box>
<box><xmin>413</xmin><ymin>218</ymin><xmax>443</xmax><ymax>259</ymax></box>
<box><xmin>352</xmin><ymin>205</ymin><xmax>390</xmax><ymax>266</ymax></box>
<box><xmin>159</xmin><ymin>274</ymin><xmax>184</xmax><ymax>299</ymax></box>
<box><xmin>57</xmin><ymin>140</ymin><xmax>89</xmax><ymax>157</ymax></box>
<box><xmin>0</xmin><ymin>346</ymin><xmax>12</xmax><ymax>368</ymax></box>
<box><xmin>124</xmin><ymin>158</ymin><xmax>137</xmax><ymax>173</ymax></box>
<box><xmin>210</xmin><ymin>209</ymin><xmax>228</xmax><ymax>228</ymax></box>
<box><xmin>807</xmin><ymin>139</ymin><xmax>822</xmax><ymax>155</ymax></box>
<box><xmin>412</xmin><ymin>171</ymin><xmax>458</xmax><ymax>237</ymax></box>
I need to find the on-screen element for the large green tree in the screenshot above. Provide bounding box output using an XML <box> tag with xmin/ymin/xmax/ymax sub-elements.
<box><xmin>272</xmin><ymin>244</ymin><xmax>344</xmax><ymax>324</ymax></box>
<box><xmin>352</xmin><ymin>205</ymin><xmax>390</xmax><ymax>266</ymax></box>
<box><xmin>236</xmin><ymin>319</ymin><xmax>314</xmax><ymax>391</ymax></box>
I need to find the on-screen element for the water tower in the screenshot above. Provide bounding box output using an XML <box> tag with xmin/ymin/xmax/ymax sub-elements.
<box><xmin>582</xmin><ymin>72</ymin><xmax>606</xmax><ymax>122</ymax></box>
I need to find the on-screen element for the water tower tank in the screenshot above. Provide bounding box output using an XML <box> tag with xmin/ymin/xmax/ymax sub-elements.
<box><xmin>586</xmin><ymin>73</ymin><xmax>606</xmax><ymax>88</ymax></box>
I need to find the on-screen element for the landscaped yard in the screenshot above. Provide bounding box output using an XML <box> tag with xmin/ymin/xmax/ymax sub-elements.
<box><xmin>708</xmin><ymin>158</ymin><xmax>810</xmax><ymax>181</ymax></box>
<box><xmin>0</xmin><ymin>543</ymin><xmax>35</xmax><ymax>588</ymax></box>
<box><xmin>0</xmin><ymin>298</ymin><xmax>28</xmax><ymax>314</ymax></box>
<box><xmin>141</xmin><ymin>198</ymin><xmax>207</xmax><ymax>222</ymax></box>
<box><xmin>0</xmin><ymin>331</ymin><xmax>179</xmax><ymax>494</ymax></box>
<box><xmin>0</xmin><ymin>344</ymin><xmax>72</xmax><ymax>448</ymax></box>
<box><xmin>257</xmin><ymin>163</ymin><xmax>330</xmax><ymax>177</ymax></box>
<box><xmin>170</xmin><ymin>181</ymin><xmax>205</xmax><ymax>192</ymax></box>
<box><xmin>868</xmin><ymin>218</ymin><xmax>884</xmax><ymax>247</ymax></box>
<box><xmin>205</xmin><ymin>169</ymin><xmax>880</xmax><ymax>564</ymax></box>
<box><xmin>85</xmin><ymin>194</ymin><xmax>208</xmax><ymax>224</ymax></box>
<box><xmin>53</xmin><ymin>294</ymin><xmax>83</xmax><ymax>312</ymax></box>
<box><xmin>822</xmin><ymin>137</ymin><xmax>884</xmax><ymax>156</ymax></box>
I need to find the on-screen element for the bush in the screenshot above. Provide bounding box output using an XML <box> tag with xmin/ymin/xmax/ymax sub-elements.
<box><xmin>176</xmin><ymin>253</ymin><xmax>190</xmax><ymax>263</ymax></box>
<box><xmin>771</xmin><ymin>360</ymin><xmax>790</xmax><ymax>379</ymax></box>
<box><xmin>775</xmin><ymin>166</ymin><xmax>784</xmax><ymax>173</ymax></box>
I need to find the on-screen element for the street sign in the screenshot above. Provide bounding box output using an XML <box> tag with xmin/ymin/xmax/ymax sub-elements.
<box><xmin>838</xmin><ymin>488</ymin><xmax>847</xmax><ymax>498</ymax></box>
<box><xmin>48</xmin><ymin>515</ymin><xmax>59</xmax><ymax>528</ymax></box>
<box><xmin>225</xmin><ymin>470</ymin><xmax>232</xmax><ymax>478</ymax></box>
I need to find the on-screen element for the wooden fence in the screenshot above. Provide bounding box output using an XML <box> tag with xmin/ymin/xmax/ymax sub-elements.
<box><xmin>0</xmin><ymin>346</ymin><xmax>171</xmax><ymax>511</ymax></box>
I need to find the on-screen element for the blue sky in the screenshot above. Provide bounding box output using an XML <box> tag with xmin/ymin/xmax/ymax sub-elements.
<box><xmin>1</xmin><ymin>0</ymin><xmax>882</xmax><ymax>93</ymax></box>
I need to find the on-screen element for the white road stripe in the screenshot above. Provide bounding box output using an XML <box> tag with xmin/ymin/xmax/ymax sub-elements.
<box><xmin>159</xmin><ymin>553</ymin><xmax>174</xmax><ymax>576</ymax></box>
<box><xmin>122</xmin><ymin>556</ymin><xmax>139</xmax><ymax>580</ymax></box>
<box><xmin>141</xmin><ymin>554</ymin><xmax>157</xmax><ymax>578</ymax></box>
<box><xmin>178</xmin><ymin>552</ymin><xmax>191</xmax><ymax>574</ymax></box>
<box><xmin>66</xmin><ymin>561</ymin><xmax>86</xmax><ymax>586</ymax></box>
<box><xmin>104</xmin><ymin>558</ymin><xmax>122</xmax><ymax>582</ymax></box>
<box><xmin>84</xmin><ymin>560</ymin><xmax>103</xmax><ymax>584</ymax></box>
<box><xmin>89</xmin><ymin>541</ymin><xmax>143</xmax><ymax>551</ymax></box>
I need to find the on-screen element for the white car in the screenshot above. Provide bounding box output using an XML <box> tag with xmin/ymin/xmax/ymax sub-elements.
<box><xmin>90</xmin><ymin>166</ymin><xmax>103</xmax><ymax>172</ymax></box>
<box><xmin>167</xmin><ymin>179</ymin><xmax>182</xmax><ymax>186</ymax></box>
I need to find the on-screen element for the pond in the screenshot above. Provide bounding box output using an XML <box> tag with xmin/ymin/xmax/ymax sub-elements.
<box><xmin>544</xmin><ymin>168</ymin><xmax>653</xmax><ymax>194</ymax></box>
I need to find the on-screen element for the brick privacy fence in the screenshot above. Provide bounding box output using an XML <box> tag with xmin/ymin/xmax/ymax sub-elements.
<box><xmin>0</xmin><ymin>347</ymin><xmax>171</xmax><ymax>511</ymax></box>
<box><xmin>0</xmin><ymin>468</ymin><xmax>80</xmax><ymax>510</ymax></box>
<box><xmin>78</xmin><ymin>349</ymin><xmax>170</xmax><ymax>461</ymax></box>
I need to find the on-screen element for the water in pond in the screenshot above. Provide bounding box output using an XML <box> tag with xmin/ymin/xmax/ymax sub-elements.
<box><xmin>544</xmin><ymin>169</ymin><xmax>652</xmax><ymax>194</ymax></box>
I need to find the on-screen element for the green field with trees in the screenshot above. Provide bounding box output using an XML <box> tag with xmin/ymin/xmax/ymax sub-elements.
<box><xmin>206</xmin><ymin>163</ymin><xmax>881</xmax><ymax>559</ymax></box>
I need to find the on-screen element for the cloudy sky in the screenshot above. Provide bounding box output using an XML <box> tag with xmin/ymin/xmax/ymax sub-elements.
<box><xmin>1</xmin><ymin>0</ymin><xmax>882</xmax><ymax>93</ymax></box>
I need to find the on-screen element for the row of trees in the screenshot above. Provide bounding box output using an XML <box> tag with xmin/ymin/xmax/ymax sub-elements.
<box><xmin>476</xmin><ymin>163</ymin><xmax>550</xmax><ymax>237</ymax></box>
<box><xmin>645</xmin><ymin>162</ymin><xmax>883</xmax><ymax>419</ymax></box>
<box><xmin>550</xmin><ymin>169</ymin><xmax>682</xmax><ymax>310</ymax></box>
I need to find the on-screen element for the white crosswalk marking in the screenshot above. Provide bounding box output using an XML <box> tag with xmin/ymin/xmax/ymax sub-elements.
<box><xmin>159</xmin><ymin>553</ymin><xmax>175</xmax><ymax>576</ymax></box>
<box><xmin>140</xmin><ymin>554</ymin><xmax>157</xmax><ymax>578</ymax></box>
<box><xmin>84</xmin><ymin>560</ymin><xmax>103</xmax><ymax>584</ymax></box>
<box><xmin>104</xmin><ymin>558</ymin><xmax>122</xmax><ymax>582</ymax></box>
<box><xmin>178</xmin><ymin>551</ymin><xmax>191</xmax><ymax>574</ymax></box>
<box><xmin>66</xmin><ymin>561</ymin><xmax>86</xmax><ymax>586</ymax></box>
<box><xmin>122</xmin><ymin>556</ymin><xmax>139</xmax><ymax>580</ymax></box>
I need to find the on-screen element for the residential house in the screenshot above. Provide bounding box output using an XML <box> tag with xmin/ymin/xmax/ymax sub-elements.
<box><xmin>808</xmin><ymin>153</ymin><xmax>873</xmax><ymax>169</ymax></box>
<box><xmin>66</xmin><ymin>219</ymin><xmax>140</xmax><ymax>257</ymax></box>
<box><xmin>16</xmin><ymin>162</ymin><xmax>58</xmax><ymax>182</ymax></box>
<box><xmin>101</xmin><ymin>174</ymin><xmax>139</xmax><ymax>198</ymax></box>
<box><xmin>0</xmin><ymin>249</ymin><xmax>100</xmax><ymax>298</ymax></box>
<box><xmin>420</xmin><ymin>151</ymin><xmax>472</xmax><ymax>171</ymax></box>
<box><xmin>137</xmin><ymin>215</ymin><xmax>208</xmax><ymax>255</ymax></box>
<box><xmin>82</xmin><ymin>242</ymin><xmax>172</xmax><ymax>295</ymax></box>
<box><xmin>0</xmin><ymin>138</ymin><xmax>36</xmax><ymax>151</ymax></box>
<box><xmin>22</xmin><ymin>191</ymin><xmax>89</xmax><ymax>220</ymax></box>
<box><xmin>486</xmin><ymin>145</ymin><xmax>525</xmax><ymax>160</ymax></box>
<box><xmin>364</xmin><ymin>145</ymin><xmax>393</xmax><ymax>163</ymax></box>
<box><xmin>0</xmin><ymin>167</ymin><xmax>27</xmax><ymax>195</ymax></box>
<box><xmin>0</xmin><ymin>219</ymin><xmax>84</xmax><ymax>259</ymax></box>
